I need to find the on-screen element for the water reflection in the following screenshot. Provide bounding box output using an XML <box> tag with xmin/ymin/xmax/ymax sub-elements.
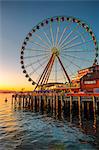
<box><xmin>0</xmin><ymin>94</ymin><xmax>99</xmax><ymax>149</ymax></box>
<box><xmin>13</xmin><ymin>96</ymin><xmax>98</xmax><ymax>136</ymax></box>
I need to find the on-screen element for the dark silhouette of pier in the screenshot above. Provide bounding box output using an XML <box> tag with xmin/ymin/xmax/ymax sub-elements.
<box><xmin>11</xmin><ymin>92</ymin><xmax>99</xmax><ymax>137</ymax></box>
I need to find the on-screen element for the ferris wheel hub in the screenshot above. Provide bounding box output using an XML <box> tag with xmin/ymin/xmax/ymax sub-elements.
<box><xmin>51</xmin><ymin>47</ymin><xmax>59</xmax><ymax>56</ymax></box>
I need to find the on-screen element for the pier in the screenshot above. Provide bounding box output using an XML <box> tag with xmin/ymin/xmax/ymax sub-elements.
<box><xmin>12</xmin><ymin>92</ymin><xmax>99</xmax><ymax>116</ymax></box>
<box><xmin>11</xmin><ymin>92</ymin><xmax>99</xmax><ymax>135</ymax></box>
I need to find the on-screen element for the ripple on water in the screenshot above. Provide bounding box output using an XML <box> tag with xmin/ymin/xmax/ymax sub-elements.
<box><xmin>0</xmin><ymin>94</ymin><xmax>98</xmax><ymax>150</ymax></box>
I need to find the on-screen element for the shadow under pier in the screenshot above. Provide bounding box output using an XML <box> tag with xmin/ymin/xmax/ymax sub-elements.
<box><xmin>12</xmin><ymin>92</ymin><xmax>99</xmax><ymax>134</ymax></box>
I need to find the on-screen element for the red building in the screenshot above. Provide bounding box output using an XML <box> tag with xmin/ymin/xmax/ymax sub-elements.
<box><xmin>80</xmin><ymin>65</ymin><xmax>99</xmax><ymax>92</ymax></box>
<box><xmin>72</xmin><ymin>65</ymin><xmax>99</xmax><ymax>92</ymax></box>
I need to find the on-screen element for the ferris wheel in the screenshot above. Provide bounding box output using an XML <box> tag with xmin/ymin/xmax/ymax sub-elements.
<box><xmin>20</xmin><ymin>16</ymin><xmax>98</xmax><ymax>90</ymax></box>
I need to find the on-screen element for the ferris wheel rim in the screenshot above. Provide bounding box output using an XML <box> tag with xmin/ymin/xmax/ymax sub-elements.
<box><xmin>20</xmin><ymin>16</ymin><xmax>99</xmax><ymax>86</ymax></box>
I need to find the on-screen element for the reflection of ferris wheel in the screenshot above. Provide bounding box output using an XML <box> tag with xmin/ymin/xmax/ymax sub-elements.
<box><xmin>20</xmin><ymin>16</ymin><xmax>98</xmax><ymax>89</ymax></box>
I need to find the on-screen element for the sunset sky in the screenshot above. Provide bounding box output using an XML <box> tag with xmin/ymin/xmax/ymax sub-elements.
<box><xmin>0</xmin><ymin>1</ymin><xmax>99</xmax><ymax>91</ymax></box>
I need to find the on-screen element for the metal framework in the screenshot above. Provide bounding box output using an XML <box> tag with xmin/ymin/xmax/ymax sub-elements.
<box><xmin>20</xmin><ymin>16</ymin><xmax>98</xmax><ymax>90</ymax></box>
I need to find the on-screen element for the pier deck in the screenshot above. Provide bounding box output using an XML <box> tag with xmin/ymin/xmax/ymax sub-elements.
<box><xmin>12</xmin><ymin>92</ymin><xmax>99</xmax><ymax>114</ymax></box>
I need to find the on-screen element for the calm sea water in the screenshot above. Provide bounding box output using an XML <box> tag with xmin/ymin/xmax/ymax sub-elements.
<box><xmin>0</xmin><ymin>93</ymin><xmax>99</xmax><ymax>150</ymax></box>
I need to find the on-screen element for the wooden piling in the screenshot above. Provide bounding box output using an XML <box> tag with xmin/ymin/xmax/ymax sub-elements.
<box><xmin>23</xmin><ymin>95</ymin><xmax>25</xmax><ymax>108</ymax></box>
<box><xmin>70</xmin><ymin>96</ymin><xmax>72</xmax><ymax>113</ymax></box>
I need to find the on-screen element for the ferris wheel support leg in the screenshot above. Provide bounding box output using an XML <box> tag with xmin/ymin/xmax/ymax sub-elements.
<box><xmin>43</xmin><ymin>55</ymin><xmax>55</xmax><ymax>84</ymax></box>
<box><xmin>57</xmin><ymin>55</ymin><xmax>71</xmax><ymax>83</ymax></box>
<box><xmin>34</xmin><ymin>54</ymin><xmax>54</xmax><ymax>90</ymax></box>
<box><xmin>40</xmin><ymin>54</ymin><xmax>55</xmax><ymax>85</ymax></box>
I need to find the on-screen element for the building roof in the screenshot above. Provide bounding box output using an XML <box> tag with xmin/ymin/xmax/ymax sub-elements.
<box><xmin>72</xmin><ymin>65</ymin><xmax>99</xmax><ymax>82</ymax></box>
<box><xmin>80</xmin><ymin>71</ymin><xmax>99</xmax><ymax>80</ymax></box>
<box><xmin>78</xmin><ymin>64</ymin><xmax>99</xmax><ymax>73</ymax></box>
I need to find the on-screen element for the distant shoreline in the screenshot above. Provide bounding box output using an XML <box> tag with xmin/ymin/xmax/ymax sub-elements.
<box><xmin>0</xmin><ymin>91</ymin><xmax>15</xmax><ymax>94</ymax></box>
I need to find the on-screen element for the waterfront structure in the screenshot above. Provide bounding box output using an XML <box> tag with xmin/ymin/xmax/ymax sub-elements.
<box><xmin>72</xmin><ymin>65</ymin><xmax>99</xmax><ymax>92</ymax></box>
<box><xmin>80</xmin><ymin>65</ymin><xmax>99</xmax><ymax>92</ymax></box>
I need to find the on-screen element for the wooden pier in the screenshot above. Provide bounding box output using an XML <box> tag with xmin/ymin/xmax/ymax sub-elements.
<box><xmin>12</xmin><ymin>92</ymin><xmax>99</xmax><ymax>115</ymax></box>
<box><xmin>11</xmin><ymin>92</ymin><xmax>99</xmax><ymax>135</ymax></box>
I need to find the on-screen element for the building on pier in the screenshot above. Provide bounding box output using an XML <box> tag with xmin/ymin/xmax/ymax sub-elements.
<box><xmin>72</xmin><ymin>65</ymin><xmax>99</xmax><ymax>92</ymax></box>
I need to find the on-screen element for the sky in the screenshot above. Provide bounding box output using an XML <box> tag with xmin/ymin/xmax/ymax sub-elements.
<box><xmin>0</xmin><ymin>0</ymin><xmax>99</xmax><ymax>91</ymax></box>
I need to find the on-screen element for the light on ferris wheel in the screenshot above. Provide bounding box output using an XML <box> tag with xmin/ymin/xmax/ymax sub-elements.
<box><xmin>21</xmin><ymin>61</ymin><xmax>24</xmax><ymax>64</ymax></box>
<box><xmin>28</xmin><ymin>78</ymin><xmax>32</xmax><ymax>82</ymax></box>
<box><xmin>21</xmin><ymin>65</ymin><xmax>25</xmax><ymax>69</ymax></box>
<box><xmin>20</xmin><ymin>56</ymin><xmax>23</xmax><ymax>59</ymax></box>
<box><xmin>32</xmin><ymin>82</ymin><xmax>35</xmax><ymax>85</ymax></box>
<box><xmin>23</xmin><ymin>70</ymin><xmax>26</xmax><ymax>73</ymax></box>
<box><xmin>25</xmin><ymin>74</ymin><xmax>29</xmax><ymax>78</ymax></box>
<box><xmin>21</xmin><ymin>51</ymin><xmax>24</xmax><ymax>55</ymax></box>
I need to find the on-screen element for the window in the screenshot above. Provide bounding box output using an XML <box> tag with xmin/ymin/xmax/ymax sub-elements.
<box><xmin>84</xmin><ymin>80</ymin><xmax>96</xmax><ymax>84</ymax></box>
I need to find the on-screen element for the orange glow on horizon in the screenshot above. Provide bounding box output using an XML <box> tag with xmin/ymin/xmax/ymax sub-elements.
<box><xmin>0</xmin><ymin>81</ymin><xmax>34</xmax><ymax>91</ymax></box>
<box><xmin>0</xmin><ymin>69</ymin><xmax>34</xmax><ymax>91</ymax></box>
<box><xmin>0</xmin><ymin>84</ymin><xmax>34</xmax><ymax>91</ymax></box>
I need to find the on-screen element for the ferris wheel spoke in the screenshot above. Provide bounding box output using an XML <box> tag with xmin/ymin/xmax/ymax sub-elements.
<box><xmin>62</xmin><ymin>49</ymin><xmax>95</xmax><ymax>53</ymax></box>
<box><xmin>50</xmin><ymin>23</ymin><xmax>54</xmax><ymax>47</ymax></box>
<box><xmin>59</xmin><ymin>56</ymin><xmax>74</xmax><ymax>77</ymax></box>
<box><xmin>60</xmin><ymin>65</ymin><xmax>67</xmax><ymax>82</ymax></box>
<box><xmin>43</xmin><ymin>31</ymin><xmax>52</xmax><ymax>47</ymax></box>
<box><xmin>29</xmin><ymin>58</ymin><xmax>50</xmax><ymax>76</ymax></box>
<box><xmin>35</xmin><ymin>74</ymin><xmax>41</xmax><ymax>84</ymax></box>
<box><xmin>55</xmin><ymin>25</ymin><xmax>60</xmax><ymax>47</ymax></box>
<box><xmin>24</xmin><ymin>55</ymin><xmax>49</xmax><ymax>68</ymax></box>
<box><xmin>60</xmin><ymin>34</ymin><xmax>80</xmax><ymax>49</ymax></box>
<box><xmin>61</xmin><ymin>52</ymin><xmax>93</xmax><ymax>62</ymax></box>
<box><xmin>57</xmin><ymin>56</ymin><xmax>76</xmax><ymax>80</ymax></box>
<box><xmin>60</xmin><ymin>29</ymin><xmax>87</xmax><ymax>49</ymax></box>
<box><xmin>67</xmin><ymin>67</ymin><xmax>75</xmax><ymax>78</ymax></box>
<box><xmin>66</xmin><ymin>64</ymin><xmax>78</xmax><ymax>78</ymax></box>
<box><xmin>61</xmin><ymin>39</ymin><xmax>93</xmax><ymax>51</ymax></box>
<box><xmin>60</xmin><ymin>54</ymin><xmax>82</xmax><ymax>70</ymax></box>
<box><xmin>29</xmin><ymin>38</ymin><xmax>50</xmax><ymax>50</ymax></box>
<box><xmin>59</xmin><ymin>24</ymin><xmax>79</xmax><ymax>48</ymax></box>
<box><xmin>58</xmin><ymin>27</ymin><xmax>68</xmax><ymax>46</ymax></box>
<box><xmin>33</xmin><ymin>33</ymin><xmax>51</xmax><ymax>49</ymax></box>
<box><xmin>25</xmin><ymin>48</ymin><xmax>50</xmax><ymax>53</ymax></box>
<box><xmin>58</xmin><ymin>22</ymin><xmax>72</xmax><ymax>46</ymax></box>
<box><xmin>24</xmin><ymin>53</ymin><xmax>50</xmax><ymax>59</ymax></box>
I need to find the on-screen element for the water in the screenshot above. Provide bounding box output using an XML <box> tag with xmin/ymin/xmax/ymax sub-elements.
<box><xmin>0</xmin><ymin>93</ymin><xmax>99</xmax><ymax>150</ymax></box>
